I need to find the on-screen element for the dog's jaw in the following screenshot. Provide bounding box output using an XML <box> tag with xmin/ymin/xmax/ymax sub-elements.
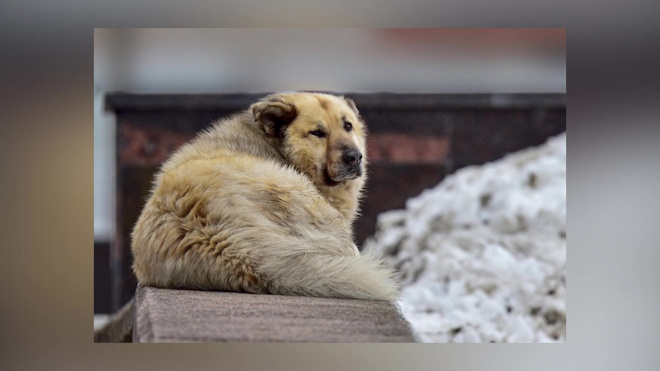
<box><xmin>323</xmin><ymin>165</ymin><xmax>364</xmax><ymax>187</ymax></box>
<box><xmin>323</xmin><ymin>168</ymin><xmax>341</xmax><ymax>187</ymax></box>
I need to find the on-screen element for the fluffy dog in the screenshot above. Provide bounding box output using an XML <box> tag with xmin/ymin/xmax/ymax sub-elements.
<box><xmin>131</xmin><ymin>92</ymin><xmax>399</xmax><ymax>301</ymax></box>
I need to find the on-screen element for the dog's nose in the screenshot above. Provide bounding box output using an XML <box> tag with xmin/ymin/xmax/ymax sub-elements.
<box><xmin>342</xmin><ymin>149</ymin><xmax>362</xmax><ymax>166</ymax></box>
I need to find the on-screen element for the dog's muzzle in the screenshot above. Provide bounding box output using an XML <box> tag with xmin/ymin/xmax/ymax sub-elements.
<box><xmin>341</xmin><ymin>148</ymin><xmax>363</xmax><ymax>177</ymax></box>
<box><xmin>326</xmin><ymin>149</ymin><xmax>363</xmax><ymax>183</ymax></box>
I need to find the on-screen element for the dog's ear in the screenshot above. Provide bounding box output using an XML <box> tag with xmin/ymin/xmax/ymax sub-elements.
<box><xmin>251</xmin><ymin>97</ymin><xmax>297</xmax><ymax>137</ymax></box>
<box><xmin>343</xmin><ymin>97</ymin><xmax>359</xmax><ymax>116</ymax></box>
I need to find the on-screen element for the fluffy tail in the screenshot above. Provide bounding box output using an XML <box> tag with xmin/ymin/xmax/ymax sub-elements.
<box><xmin>258</xmin><ymin>251</ymin><xmax>400</xmax><ymax>301</ymax></box>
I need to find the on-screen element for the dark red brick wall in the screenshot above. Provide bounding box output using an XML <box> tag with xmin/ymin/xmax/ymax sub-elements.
<box><xmin>99</xmin><ymin>93</ymin><xmax>565</xmax><ymax>312</ymax></box>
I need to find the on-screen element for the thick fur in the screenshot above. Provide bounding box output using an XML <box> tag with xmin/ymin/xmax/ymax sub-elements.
<box><xmin>131</xmin><ymin>92</ymin><xmax>399</xmax><ymax>301</ymax></box>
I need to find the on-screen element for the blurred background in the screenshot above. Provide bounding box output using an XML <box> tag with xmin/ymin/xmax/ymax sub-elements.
<box><xmin>94</xmin><ymin>28</ymin><xmax>565</xmax><ymax>341</ymax></box>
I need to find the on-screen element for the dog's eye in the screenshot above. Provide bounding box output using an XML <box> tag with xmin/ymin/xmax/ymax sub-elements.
<box><xmin>310</xmin><ymin>130</ymin><xmax>326</xmax><ymax>138</ymax></box>
<box><xmin>344</xmin><ymin>122</ymin><xmax>353</xmax><ymax>132</ymax></box>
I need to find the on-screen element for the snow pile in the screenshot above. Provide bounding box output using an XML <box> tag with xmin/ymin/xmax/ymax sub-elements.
<box><xmin>365</xmin><ymin>133</ymin><xmax>566</xmax><ymax>343</ymax></box>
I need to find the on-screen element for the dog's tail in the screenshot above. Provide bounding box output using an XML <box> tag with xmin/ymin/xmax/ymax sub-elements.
<box><xmin>258</xmin><ymin>250</ymin><xmax>400</xmax><ymax>301</ymax></box>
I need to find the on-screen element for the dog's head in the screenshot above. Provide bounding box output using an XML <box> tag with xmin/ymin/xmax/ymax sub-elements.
<box><xmin>251</xmin><ymin>92</ymin><xmax>367</xmax><ymax>187</ymax></box>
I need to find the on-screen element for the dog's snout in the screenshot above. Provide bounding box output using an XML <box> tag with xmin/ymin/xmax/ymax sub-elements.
<box><xmin>342</xmin><ymin>149</ymin><xmax>362</xmax><ymax>166</ymax></box>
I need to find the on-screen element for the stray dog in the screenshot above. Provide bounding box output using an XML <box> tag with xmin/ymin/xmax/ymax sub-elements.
<box><xmin>131</xmin><ymin>92</ymin><xmax>399</xmax><ymax>301</ymax></box>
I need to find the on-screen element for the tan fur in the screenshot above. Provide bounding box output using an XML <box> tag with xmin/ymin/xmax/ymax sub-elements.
<box><xmin>131</xmin><ymin>92</ymin><xmax>399</xmax><ymax>301</ymax></box>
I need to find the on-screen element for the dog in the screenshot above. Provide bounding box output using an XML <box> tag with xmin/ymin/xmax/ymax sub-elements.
<box><xmin>130</xmin><ymin>92</ymin><xmax>399</xmax><ymax>301</ymax></box>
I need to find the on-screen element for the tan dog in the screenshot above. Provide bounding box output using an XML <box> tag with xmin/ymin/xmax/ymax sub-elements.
<box><xmin>131</xmin><ymin>92</ymin><xmax>399</xmax><ymax>301</ymax></box>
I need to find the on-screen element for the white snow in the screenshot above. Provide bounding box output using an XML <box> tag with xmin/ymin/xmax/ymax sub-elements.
<box><xmin>366</xmin><ymin>133</ymin><xmax>566</xmax><ymax>343</ymax></box>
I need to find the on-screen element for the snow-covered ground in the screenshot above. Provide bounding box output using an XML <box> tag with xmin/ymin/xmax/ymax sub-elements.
<box><xmin>365</xmin><ymin>133</ymin><xmax>566</xmax><ymax>343</ymax></box>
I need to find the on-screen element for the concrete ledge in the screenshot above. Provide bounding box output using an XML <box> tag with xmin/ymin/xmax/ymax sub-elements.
<box><xmin>134</xmin><ymin>286</ymin><xmax>416</xmax><ymax>342</ymax></box>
